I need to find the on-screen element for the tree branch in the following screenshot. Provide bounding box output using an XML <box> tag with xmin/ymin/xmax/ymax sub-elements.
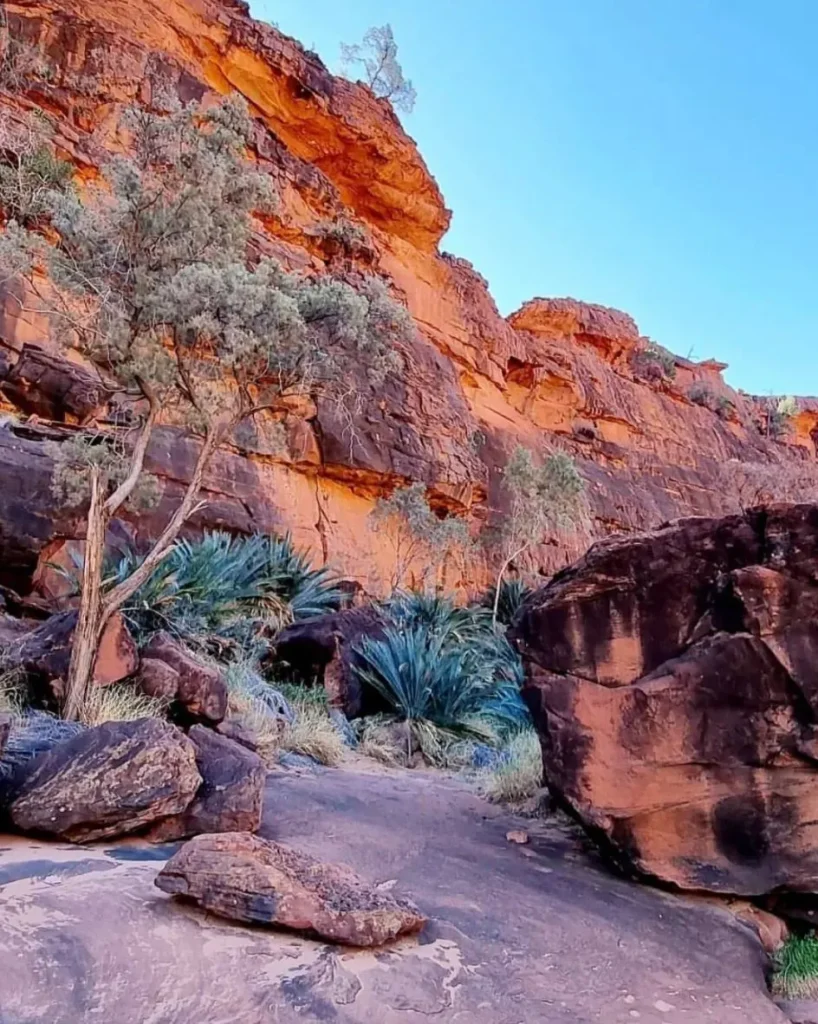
<box><xmin>103</xmin><ymin>385</ymin><xmax>159</xmax><ymax>516</ymax></box>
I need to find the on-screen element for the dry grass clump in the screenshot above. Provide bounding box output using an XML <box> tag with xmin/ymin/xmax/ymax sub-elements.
<box><xmin>0</xmin><ymin>667</ymin><xmax>26</xmax><ymax>720</ymax></box>
<box><xmin>78</xmin><ymin>683</ymin><xmax>168</xmax><ymax>727</ymax></box>
<box><xmin>477</xmin><ymin>729</ymin><xmax>543</xmax><ymax>804</ymax></box>
<box><xmin>357</xmin><ymin>716</ymin><xmax>408</xmax><ymax>767</ymax></box>
<box><xmin>279</xmin><ymin>701</ymin><xmax>346</xmax><ymax>767</ymax></box>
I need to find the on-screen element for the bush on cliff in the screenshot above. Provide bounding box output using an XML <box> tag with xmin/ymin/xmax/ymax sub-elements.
<box><xmin>0</xmin><ymin>93</ymin><xmax>413</xmax><ymax>720</ymax></box>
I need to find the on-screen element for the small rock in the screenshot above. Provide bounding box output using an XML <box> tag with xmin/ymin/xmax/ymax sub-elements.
<box><xmin>155</xmin><ymin>831</ymin><xmax>427</xmax><ymax>946</ymax></box>
<box><xmin>329</xmin><ymin>708</ymin><xmax>357</xmax><ymax>748</ymax></box>
<box><xmin>506</xmin><ymin>830</ymin><xmax>530</xmax><ymax>845</ymax></box>
<box><xmin>215</xmin><ymin>715</ymin><xmax>262</xmax><ymax>752</ymax></box>
<box><xmin>145</xmin><ymin>726</ymin><xmax>265</xmax><ymax>842</ymax></box>
<box><xmin>137</xmin><ymin>657</ymin><xmax>180</xmax><ymax>701</ymax></box>
<box><xmin>775</xmin><ymin>1000</ymin><xmax>818</xmax><ymax>1024</ymax></box>
<box><xmin>10</xmin><ymin>718</ymin><xmax>200</xmax><ymax>842</ymax></box>
<box><xmin>278</xmin><ymin>751</ymin><xmax>322</xmax><ymax>771</ymax></box>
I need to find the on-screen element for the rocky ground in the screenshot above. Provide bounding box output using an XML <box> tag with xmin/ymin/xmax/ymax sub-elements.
<box><xmin>0</xmin><ymin>763</ymin><xmax>790</xmax><ymax>1024</ymax></box>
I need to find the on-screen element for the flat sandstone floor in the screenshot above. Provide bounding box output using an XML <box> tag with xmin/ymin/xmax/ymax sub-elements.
<box><xmin>0</xmin><ymin>765</ymin><xmax>789</xmax><ymax>1024</ymax></box>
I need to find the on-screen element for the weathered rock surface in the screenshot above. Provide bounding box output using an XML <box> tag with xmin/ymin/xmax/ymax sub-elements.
<box><xmin>10</xmin><ymin>718</ymin><xmax>201</xmax><ymax>842</ymax></box>
<box><xmin>156</xmin><ymin>831</ymin><xmax>427</xmax><ymax>946</ymax></box>
<box><xmin>146</xmin><ymin>726</ymin><xmax>265</xmax><ymax>841</ymax></box>
<box><xmin>272</xmin><ymin>606</ymin><xmax>385</xmax><ymax>716</ymax></box>
<box><xmin>142</xmin><ymin>632</ymin><xmax>228</xmax><ymax>723</ymax></box>
<box><xmin>11</xmin><ymin>608</ymin><xmax>138</xmax><ymax>690</ymax></box>
<box><xmin>0</xmin><ymin>770</ymin><xmax>786</xmax><ymax>1022</ymax></box>
<box><xmin>514</xmin><ymin>502</ymin><xmax>818</xmax><ymax>896</ymax></box>
<box><xmin>1</xmin><ymin>0</ymin><xmax>817</xmax><ymax>598</ymax></box>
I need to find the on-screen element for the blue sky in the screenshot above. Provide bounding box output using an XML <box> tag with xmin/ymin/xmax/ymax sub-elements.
<box><xmin>255</xmin><ymin>0</ymin><xmax>818</xmax><ymax>396</ymax></box>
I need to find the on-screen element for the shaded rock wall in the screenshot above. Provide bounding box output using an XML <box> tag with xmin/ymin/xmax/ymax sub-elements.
<box><xmin>513</xmin><ymin>504</ymin><xmax>818</xmax><ymax>896</ymax></box>
<box><xmin>1</xmin><ymin>0</ymin><xmax>816</xmax><ymax>594</ymax></box>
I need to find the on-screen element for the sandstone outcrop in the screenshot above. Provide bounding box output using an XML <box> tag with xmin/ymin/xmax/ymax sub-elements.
<box><xmin>513</xmin><ymin>503</ymin><xmax>818</xmax><ymax>896</ymax></box>
<box><xmin>146</xmin><ymin>725</ymin><xmax>265</xmax><ymax>842</ymax></box>
<box><xmin>156</xmin><ymin>831</ymin><xmax>427</xmax><ymax>946</ymax></box>
<box><xmin>0</xmin><ymin>0</ymin><xmax>815</xmax><ymax>598</ymax></box>
<box><xmin>10</xmin><ymin>718</ymin><xmax>201</xmax><ymax>842</ymax></box>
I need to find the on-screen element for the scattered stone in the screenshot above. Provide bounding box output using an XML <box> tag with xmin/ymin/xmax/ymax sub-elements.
<box><xmin>145</xmin><ymin>726</ymin><xmax>266</xmax><ymax>842</ymax></box>
<box><xmin>143</xmin><ymin>632</ymin><xmax>227</xmax><ymax>723</ymax></box>
<box><xmin>775</xmin><ymin>1001</ymin><xmax>818</xmax><ymax>1024</ymax></box>
<box><xmin>506</xmin><ymin>830</ymin><xmax>529</xmax><ymax>845</ymax></box>
<box><xmin>155</xmin><ymin>831</ymin><xmax>427</xmax><ymax>946</ymax></box>
<box><xmin>10</xmin><ymin>718</ymin><xmax>200</xmax><ymax>842</ymax></box>
<box><xmin>137</xmin><ymin>657</ymin><xmax>180</xmax><ymax>701</ymax></box>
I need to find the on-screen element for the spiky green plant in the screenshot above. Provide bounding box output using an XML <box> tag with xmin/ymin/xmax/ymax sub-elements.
<box><xmin>110</xmin><ymin>530</ymin><xmax>341</xmax><ymax>647</ymax></box>
<box><xmin>772</xmin><ymin>934</ymin><xmax>818</xmax><ymax>999</ymax></box>
<box><xmin>484</xmin><ymin>578</ymin><xmax>531</xmax><ymax>626</ymax></box>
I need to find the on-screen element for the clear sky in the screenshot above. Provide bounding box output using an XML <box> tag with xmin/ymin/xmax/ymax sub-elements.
<box><xmin>254</xmin><ymin>0</ymin><xmax>818</xmax><ymax>396</ymax></box>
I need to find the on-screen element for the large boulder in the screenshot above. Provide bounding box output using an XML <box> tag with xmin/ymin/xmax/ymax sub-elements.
<box><xmin>10</xmin><ymin>718</ymin><xmax>201</xmax><ymax>842</ymax></box>
<box><xmin>272</xmin><ymin>606</ymin><xmax>385</xmax><ymax>717</ymax></box>
<box><xmin>145</xmin><ymin>726</ymin><xmax>266</xmax><ymax>842</ymax></box>
<box><xmin>155</xmin><ymin>831</ymin><xmax>427</xmax><ymax>946</ymax></box>
<box><xmin>512</xmin><ymin>503</ymin><xmax>818</xmax><ymax>896</ymax></box>
<box><xmin>141</xmin><ymin>632</ymin><xmax>228</xmax><ymax>724</ymax></box>
<box><xmin>11</xmin><ymin>609</ymin><xmax>138</xmax><ymax>691</ymax></box>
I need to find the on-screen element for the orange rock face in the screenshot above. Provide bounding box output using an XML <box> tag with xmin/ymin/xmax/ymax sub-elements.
<box><xmin>513</xmin><ymin>505</ymin><xmax>818</xmax><ymax>896</ymax></box>
<box><xmin>2</xmin><ymin>0</ymin><xmax>817</xmax><ymax>593</ymax></box>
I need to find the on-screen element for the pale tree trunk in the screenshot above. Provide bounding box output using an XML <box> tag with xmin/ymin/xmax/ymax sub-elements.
<box><xmin>492</xmin><ymin>543</ymin><xmax>529</xmax><ymax>627</ymax></box>
<box><xmin>63</xmin><ymin>467</ymin><xmax>106</xmax><ymax>722</ymax></box>
<box><xmin>100</xmin><ymin>427</ymin><xmax>218</xmax><ymax>625</ymax></box>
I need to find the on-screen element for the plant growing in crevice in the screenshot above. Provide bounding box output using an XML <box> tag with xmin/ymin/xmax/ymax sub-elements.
<box><xmin>0</xmin><ymin>94</ymin><xmax>413</xmax><ymax>719</ymax></box>
<box><xmin>490</xmin><ymin>446</ymin><xmax>586</xmax><ymax>625</ymax></box>
<box><xmin>315</xmin><ymin>216</ymin><xmax>372</xmax><ymax>261</ymax></box>
<box><xmin>371</xmin><ymin>482</ymin><xmax>469</xmax><ymax>591</ymax></box>
<box><xmin>767</xmin><ymin>395</ymin><xmax>798</xmax><ymax>438</ymax></box>
<box><xmin>632</xmin><ymin>341</ymin><xmax>677</xmax><ymax>382</ymax></box>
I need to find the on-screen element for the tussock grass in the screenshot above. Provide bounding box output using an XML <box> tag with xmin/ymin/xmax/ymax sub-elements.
<box><xmin>280</xmin><ymin>701</ymin><xmax>346</xmax><ymax>766</ymax></box>
<box><xmin>477</xmin><ymin>728</ymin><xmax>543</xmax><ymax>804</ymax></box>
<box><xmin>772</xmin><ymin>934</ymin><xmax>818</xmax><ymax>999</ymax></box>
<box><xmin>0</xmin><ymin>668</ymin><xmax>26</xmax><ymax>720</ymax></box>
<box><xmin>79</xmin><ymin>683</ymin><xmax>168</xmax><ymax>727</ymax></box>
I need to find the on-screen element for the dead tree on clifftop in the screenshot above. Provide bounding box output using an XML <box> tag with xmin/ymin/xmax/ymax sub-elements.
<box><xmin>340</xmin><ymin>25</ymin><xmax>417</xmax><ymax>114</ymax></box>
<box><xmin>0</xmin><ymin>95</ymin><xmax>414</xmax><ymax>720</ymax></box>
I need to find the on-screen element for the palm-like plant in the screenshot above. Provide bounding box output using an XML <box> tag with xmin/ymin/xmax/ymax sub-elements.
<box><xmin>110</xmin><ymin>530</ymin><xmax>342</xmax><ymax>646</ymax></box>
<box><xmin>484</xmin><ymin>578</ymin><xmax>531</xmax><ymax>627</ymax></box>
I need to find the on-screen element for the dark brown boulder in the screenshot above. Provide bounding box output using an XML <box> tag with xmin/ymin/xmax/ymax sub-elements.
<box><xmin>145</xmin><ymin>726</ymin><xmax>265</xmax><ymax>842</ymax></box>
<box><xmin>137</xmin><ymin>657</ymin><xmax>181</xmax><ymax>700</ymax></box>
<box><xmin>143</xmin><ymin>632</ymin><xmax>227</xmax><ymax>723</ymax></box>
<box><xmin>11</xmin><ymin>608</ymin><xmax>138</xmax><ymax>692</ymax></box>
<box><xmin>10</xmin><ymin>718</ymin><xmax>200</xmax><ymax>842</ymax></box>
<box><xmin>512</xmin><ymin>503</ymin><xmax>818</xmax><ymax>896</ymax></box>
<box><xmin>272</xmin><ymin>606</ymin><xmax>385</xmax><ymax>717</ymax></box>
<box><xmin>155</xmin><ymin>831</ymin><xmax>427</xmax><ymax>946</ymax></box>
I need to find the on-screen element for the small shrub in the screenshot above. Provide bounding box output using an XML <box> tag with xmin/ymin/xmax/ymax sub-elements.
<box><xmin>0</xmin><ymin>144</ymin><xmax>73</xmax><ymax>224</ymax></box>
<box><xmin>477</xmin><ymin>729</ymin><xmax>543</xmax><ymax>804</ymax></box>
<box><xmin>315</xmin><ymin>216</ymin><xmax>371</xmax><ymax>258</ymax></box>
<box><xmin>772</xmin><ymin>934</ymin><xmax>818</xmax><ymax>999</ymax></box>
<box><xmin>632</xmin><ymin>342</ymin><xmax>677</xmax><ymax>381</ymax></box>
<box><xmin>279</xmin><ymin>701</ymin><xmax>346</xmax><ymax>766</ymax></box>
<box><xmin>688</xmin><ymin>382</ymin><xmax>716</xmax><ymax>409</ymax></box>
<box><xmin>357</xmin><ymin>714</ymin><xmax>407</xmax><ymax>766</ymax></box>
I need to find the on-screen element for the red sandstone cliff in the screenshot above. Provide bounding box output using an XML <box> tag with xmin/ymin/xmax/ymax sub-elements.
<box><xmin>1</xmin><ymin>0</ymin><xmax>816</xmax><ymax>593</ymax></box>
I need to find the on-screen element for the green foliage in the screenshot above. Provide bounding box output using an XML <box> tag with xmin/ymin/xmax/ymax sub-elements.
<box><xmin>49</xmin><ymin>433</ymin><xmax>160</xmax><ymax>511</ymax></box>
<box><xmin>768</xmin><ymin>395</ymin><xmax>799</xmax><ymax>438</ymax></box>
<box><xmin>772</xmin><ymin>934</ymin><xmax>818</xmax><ymax>999</ymax></box>
<box><xmin>372</xmin><ymin>482</ymin><xmax>469</xmax><ymax>589</ymax></box>
<box><xmin>340</xmin><ymin>25</ymin><xmax>416</xmax><ymax>113</ymax></box>
<box><xmin>484</xmin><ymin>578</ymin><xmax>531</xmax><ymax>626</ymax></box>
<box><xmin>111</xmin><ymin>530</ymin><xmax>342</xmax><ymax>648</ymax></box>
<box><xmin>315</xmin><ymin>216</ymin><xmax>371</xmax><ymax>258</ymax></box>
<box><xmin>633</xmin><ymin>342</ymin><xmax>677</xmax><ymax>381</ymax></box>
<box><xmin>688</xmin><ymin>383</ymin><xmax>735</xmax><ymax>421</ymax></box>
<box><xmin>0</xmin><ymin>144</ymin><xmax>73</xmax><ymax>224</ymax></box>
<box><xmin>353</xmin><ymin>592</ymin><xmax>530</xmax><ymax>740</ymax></box>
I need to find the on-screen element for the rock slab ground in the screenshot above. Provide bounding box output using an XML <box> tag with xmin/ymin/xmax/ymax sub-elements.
<box><xmin>0</xmin><ymin>766</ymin><xmax>788</xmax><ymax>1023</ymax></box>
